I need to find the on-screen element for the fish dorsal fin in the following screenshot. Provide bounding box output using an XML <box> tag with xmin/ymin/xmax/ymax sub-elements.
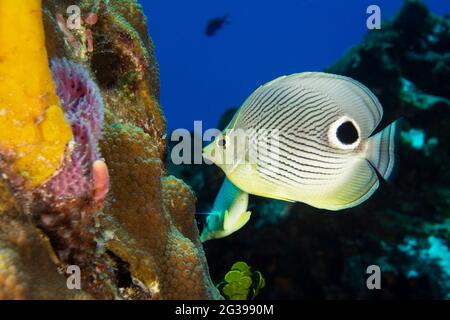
<box><xmin>273</xmin><ymin>72</ymin><xmax>383</xmax><ymax>138</ymax></box>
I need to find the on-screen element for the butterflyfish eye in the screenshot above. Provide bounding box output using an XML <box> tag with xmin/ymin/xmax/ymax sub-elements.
<box><xmin>217</xmin><ymin>136</ymin><xmax>228</xmax><ymax>149</ymax></box>
<box><xmin>336</xmin><ymin>121</ymin><xmax>359</xmax><ymax>145</ymax></box>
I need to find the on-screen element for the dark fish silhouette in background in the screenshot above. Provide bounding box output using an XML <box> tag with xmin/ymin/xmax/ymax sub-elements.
<box><xmin>205</xmin><ymin>14</ymin><xmax>229</xmax><ymax>37</ymax></box>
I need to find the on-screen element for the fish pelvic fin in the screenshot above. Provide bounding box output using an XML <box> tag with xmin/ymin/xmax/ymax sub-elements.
<box><xmin>223</xmin><ymin>209</ymin><xmax>252</xmax><ymax>234</ymax></box>
<box><xmin>200</xmin><ymin>210</ymin><xmax>251</xmax><ymax>242</ymax></box>
<box><xmin>366</xmin><ymin>119</ymin><xmax>402</xmax><ymax>182</ymax></box>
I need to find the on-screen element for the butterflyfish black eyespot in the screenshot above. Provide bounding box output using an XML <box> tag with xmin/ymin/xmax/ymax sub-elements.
<box><xmin>336</xmin><ymin>121</ymin><xmax>359</xmax><ymax>145</ymax></box>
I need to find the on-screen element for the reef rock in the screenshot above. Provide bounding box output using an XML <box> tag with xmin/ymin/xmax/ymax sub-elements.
<box><xmin>0</xmin><ymin>0</ymin><xmax>220</xmax><ymax>300</ymax></box>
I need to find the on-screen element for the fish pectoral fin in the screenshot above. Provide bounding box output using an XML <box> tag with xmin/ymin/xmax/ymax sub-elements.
<box><xmin>223</xmin><ymin>209</ymin><xmax>252</xmax><ymax>234</ymax></box>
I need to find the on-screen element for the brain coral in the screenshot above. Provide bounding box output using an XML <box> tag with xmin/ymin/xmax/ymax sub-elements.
<box><xmin>0</xmin><ymin>0</ymin><xmax>220</xmax><ymax>299</ymax></box>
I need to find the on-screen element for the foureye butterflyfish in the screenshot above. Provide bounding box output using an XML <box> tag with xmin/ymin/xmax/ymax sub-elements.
<box><xmin>203</xmin><ymin>72</ymin><xmax>400</xmax><ymax>211</ymax></box>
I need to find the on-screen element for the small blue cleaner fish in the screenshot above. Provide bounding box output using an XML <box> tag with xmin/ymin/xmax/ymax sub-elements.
<box><xmin>203</xmin><ymin>72</ymin><xmax>400</xmax><ymax>212</ymax></box>
<box><xmin>200</xmin><ymin>178</ymin><xmax>251</xmax><ymax>242</ymax></box>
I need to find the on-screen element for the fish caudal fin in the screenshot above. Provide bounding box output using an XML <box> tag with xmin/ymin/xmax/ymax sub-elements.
<box><xmin>366</xmin><ymin>120</ymin><xmax>401</xmax><ymax>182</ymax></box>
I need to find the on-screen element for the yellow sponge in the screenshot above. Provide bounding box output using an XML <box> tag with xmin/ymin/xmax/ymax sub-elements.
<box><xmin>0</xmin><ymin>0</ymin><xmax>72</xmax><ymax>186</ymax></box>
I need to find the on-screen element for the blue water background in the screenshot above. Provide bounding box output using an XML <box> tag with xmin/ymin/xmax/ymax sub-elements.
<box><xmin>142</xmin><ymin>0</ymin><xmax>449</xmax><ymax>132</ymax></box>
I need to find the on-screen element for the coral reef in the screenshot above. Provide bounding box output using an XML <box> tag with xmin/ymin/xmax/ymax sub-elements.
<box><xmin>0</xmin><ymin>0</ymin><xmax>219</xmax><ymax>300</ymax></box>
<box><xmin>99</xmin><ymin>124</ymin><xmax>218</xmax><ymax>299</ymax></box>
<box><xmin>170</xmin><ymin>0</ymin><xmax>450</xmax><ymax>299</ymax></box>
<box><xmin>0</xmin><ymin>177</ymin><xmax>92</xmax><ymax>300</ymax></box>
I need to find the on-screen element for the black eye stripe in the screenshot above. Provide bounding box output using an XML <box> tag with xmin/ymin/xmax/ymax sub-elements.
<box><xmin>336</xmin><ymin>121</ymin><xmax>359</xmax><ymax>145</ymax></box>
<box><xmin>217</xmin><ymin>136</ymin><xmax>227</xmax><ymax>148</ymax></box>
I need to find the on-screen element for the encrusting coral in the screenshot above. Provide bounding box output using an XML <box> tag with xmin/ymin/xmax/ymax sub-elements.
<box><xmin>0</xmin><ymin>0</ymin><xmax>220</xmax><ymax>300</ymax></box>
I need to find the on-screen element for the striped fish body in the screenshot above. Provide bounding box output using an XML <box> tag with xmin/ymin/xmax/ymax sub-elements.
<box><xmin>203</xmin><ymin>72</ymin><xmax>400</xmax><ymax>210</ymax></box>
